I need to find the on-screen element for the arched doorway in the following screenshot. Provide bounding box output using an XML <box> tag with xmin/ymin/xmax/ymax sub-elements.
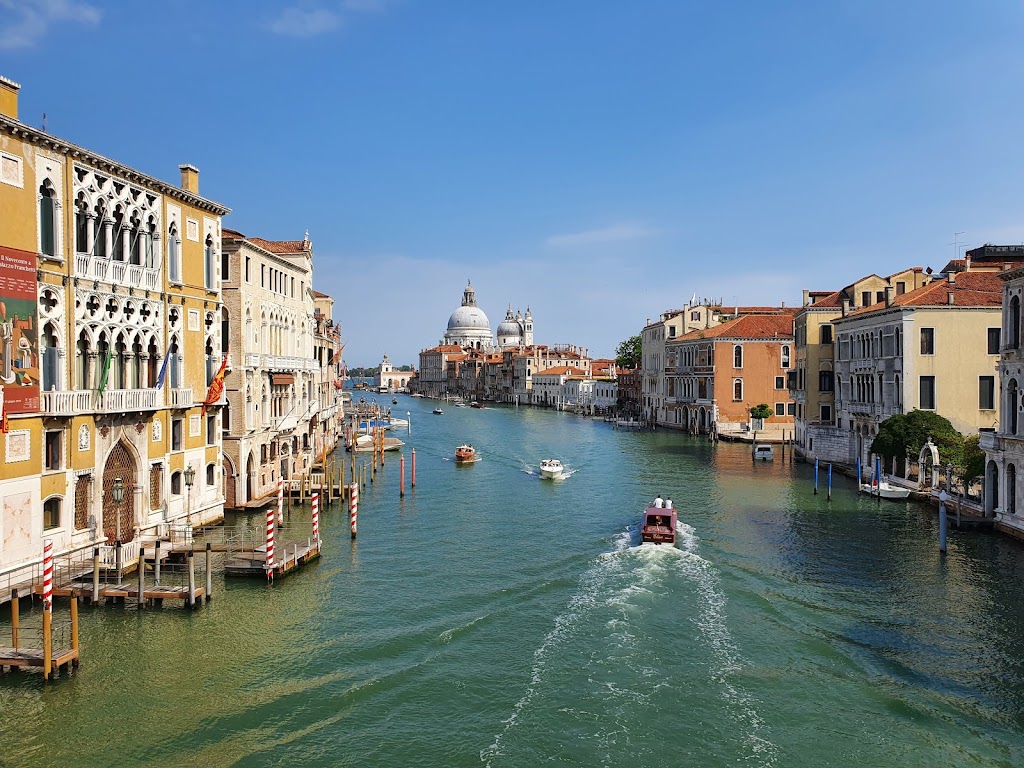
<box><xmin>222</xmin><ymin>456</ymin><xmax>235</xmax><ymax>509</ymax></box>
<box><xmin>246</xmin><ymin>451</ymin><xmax>255</xmax><ymax>503</ymax></box>
<box><xmin>102</xmin><ymin>441</ymin><xmax>137</xmax><ymax>543</ymax></box>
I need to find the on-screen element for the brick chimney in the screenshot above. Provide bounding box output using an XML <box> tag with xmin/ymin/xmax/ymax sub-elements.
<box><xmin>841</xmin><ymin>298</ymin><xmax>851</xmax><ymax>317</ymax></box>
<box><xmin>947</xmin><ymin>291</ymin><xmax>955</xmax><ymax>306</ymax></box>
<box><xmin>802</xmin><ymin>289</ymin><xmax>810</xmax><ymax>306</ymax></box>
<box><xmin>179</xmin><ymin>164</ymin><xmax>199</xmax><ymax>194</ymax></box>
<box><xmin>0</xmin><ymin>75</ymin><xmax>20</xmax><ymax>120</ymax></box>
<box><xmin>947</xmin><ymin>271</ymin><xmax>956</xmax><ymax>284</ymax></box>
<box><xmin>885</xmin><ymin>286</ymin><xmax>895</xmax><ymax>307</ymax></box>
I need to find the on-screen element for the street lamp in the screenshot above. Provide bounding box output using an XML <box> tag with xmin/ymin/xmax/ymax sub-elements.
<box><xmin>184</xmin><ymin>464</ymin><xmax>196</xmax><ymax>530</ymax></box>
<box><xmin>112</xmin><ymin>476</ymin><xmax>125</xmax><ymax>580</ymax></box>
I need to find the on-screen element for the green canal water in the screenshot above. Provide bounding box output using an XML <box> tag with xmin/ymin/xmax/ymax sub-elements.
<box><xmin>4</xmin><ymin>397</ymin><xmax>1024</xmax><ymax>767</ymax></box>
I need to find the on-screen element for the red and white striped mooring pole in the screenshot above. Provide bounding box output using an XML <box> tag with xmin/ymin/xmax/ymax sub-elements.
<box><xmin>277</xmin><ymin>477</ymin><xmax>284</xmax><ymax>525</ymax></box>
<box><xmin>349</xmin><ymin>482</ymin><xmax>358</xmax><ymax>539</ymax></box>
<box><xmin>42</xmin><ymin>539</ymin><xmax>54</xmax><ymax>610</ymax></box>
<box><xmin>265</xmin><ymin>506</ymin><xmax>275</xmax><ymax>580</ymax></box>
<box><xmin>311</xmin><ymin>492</ymin><xmax>320</xmax><ymax>543</ymax></box>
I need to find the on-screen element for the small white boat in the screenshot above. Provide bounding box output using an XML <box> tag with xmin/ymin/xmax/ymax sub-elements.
<box><xmin>753</xmin><ymin>444</ymin><xmax>774</xmax><ymax>461</ymax></box>
<box><xmin>539</xmin><ymin>458</ymin><xmax>564</xmax><ymax>480</ymax></box>
<box><xmin>433</xmin><ymin>408</ymin><xmax>443</xmax><ymax>415</ymax></box>
<box><xmin>860</xmin><ymin>481</ymin><xmax>911</xmax><ymax>500</ymax></box>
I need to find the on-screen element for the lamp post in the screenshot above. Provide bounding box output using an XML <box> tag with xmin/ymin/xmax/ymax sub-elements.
<box><xmin>184</xmin><ymin>464</ymin><xmax>196</xmax><ymax>534</ymax></box>
<box><xmin>112</xmin><ymin>476</ymin><xmax>125</xmax><ymax>581</ymax></box>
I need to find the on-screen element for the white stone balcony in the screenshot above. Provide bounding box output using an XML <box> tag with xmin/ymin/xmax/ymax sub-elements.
<box><xmin>40</xmin><ymin>389</ymin><xmax>95</xmax><ymax>416</ymax></box>
<box><xmin>169</xmin><ymin>388</ymin><xmax>193</xmax><ymax>409</ymax></box>
<box><xmin>244</xmin><ymin>353</ymin><xmax>261</xmax><ymax>368</ymax></box>
<box><xmin>98</xmin><ymin>388</ymin><xmax>163</xmax><ymax>413</ymax></box>
<box><xmin>75</xmin><ymin>253</ymin><xmax>160</xmax><ymax>291</ymax></box>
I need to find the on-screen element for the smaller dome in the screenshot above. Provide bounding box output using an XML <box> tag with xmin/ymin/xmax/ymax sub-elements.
<box><xmin>497</xmin><ymin>307</ymin><xmax>520</xmax><ymax>338</ymax></box>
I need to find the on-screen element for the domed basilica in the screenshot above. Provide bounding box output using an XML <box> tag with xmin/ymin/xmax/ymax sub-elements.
<box><xmin>443</xmin><ymin>281</ymin><xmax>533</xmax><ymax>351</ymax></box>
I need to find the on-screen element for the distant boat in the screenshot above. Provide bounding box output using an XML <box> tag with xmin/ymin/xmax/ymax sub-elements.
<box><xmin>433</xmin><ymin>408</ymin><xmax>443</xmax><ymax>415</ymax></box>
<box><xmin>392</xmin><ymin>397</ymin><xmax>398</xmax><ymax>405</ymax></box>
<box><xmin>539</xmin><ymin>458</ymin><xmax>564</xmax><ymax>480</ymax></box>
<box><xmin>752</xmin><ymin>444</ymin><xmax>774</xmax><ymax>461</ymax></box>
<box><xmin>455</xmin><ymin>444</ymin><xmax>476</xmax><ymax>463</ymax></box>
<box><xmin>470</xmin><ymin>401</ymin><xmax>486</xmax><ymax>409</ymax></box>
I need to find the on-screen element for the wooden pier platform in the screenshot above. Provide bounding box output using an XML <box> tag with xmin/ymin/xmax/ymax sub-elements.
<box><xmin>224</xmin><ymin>540</ymin><xmax>320</xmax><ymax>579</ymax></box>
<box><xmin>34</xmin><ymin>581</ymin><xmax>204</xmax><ymax>605</ymax></box>
<box><xmin>0</xmin><ymin>645</ymin><xmax>78</xmax><ymax>674</ymax></box>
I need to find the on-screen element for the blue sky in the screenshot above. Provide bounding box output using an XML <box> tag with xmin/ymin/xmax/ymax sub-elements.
<box><xmin>3</xmin><ymin>1</ymin><xmax>1024</xmax><ymax>367</ymax></box>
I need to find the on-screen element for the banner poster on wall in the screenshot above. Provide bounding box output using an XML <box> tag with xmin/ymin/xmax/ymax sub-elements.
<box><xmin>0</xmin><ymin>245</ymin><xmax>40</xmax><ymax>415</ymax></box>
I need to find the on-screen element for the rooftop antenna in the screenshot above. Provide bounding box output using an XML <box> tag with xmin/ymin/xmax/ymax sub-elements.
<box><xmin>41</xmin><ymin>112</ymin><xmax>46</xmax><ymax>132</ymax></box>
<box><xmin>950</xmin><ymin>231</ymin><xmax>965</xmax><ymax>262</ymax></box>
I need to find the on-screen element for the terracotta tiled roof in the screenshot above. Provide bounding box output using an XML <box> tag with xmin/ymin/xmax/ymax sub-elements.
<box><xmin>311</xmin><ymin>289</ymin><xmax>331</xmax><ymax>298</ymax></box>
<box><xmin>248</xmin><ymin>237</ymin><xmax>310</xmax><ymax>254</ymax></box>
<box><xmin>674</xmin><ymin>313</ymin><xmax>793</xmax><ymax>342</ymax></box>
<box><xmin>222</xmin><ymin>227</ymin><xmax>245</xmax><ymax>239</ymax></box>
<box><xmin>845</xmin><ymin>271</ymin><xmax>1003</xmax><ymax>316</ymax></box>
<box><xmin>422</xmin><ymin>344</ymin><xmax>465</xmax><ymax>354</ymax></box>
<box><xmin>806</xmin><ymin>290</ymin><xmax>844</xmax><ymax>309</ymax></box>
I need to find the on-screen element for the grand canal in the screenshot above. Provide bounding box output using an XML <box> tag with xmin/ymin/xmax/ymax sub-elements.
<box><xmin>4</xmin><ymin>396</ymin><xmax>1024</xmax><ymax>767</ymax></box>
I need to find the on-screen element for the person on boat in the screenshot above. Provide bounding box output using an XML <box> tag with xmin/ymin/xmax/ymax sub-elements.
<box><xmin>665</xmin><ymin>498</ymin><xmax>673</xmax><ymax>509</ymax></box>
<box><xmin>654</xmin><ymin>495</ymin><xmax>664</xmax><ymax>508</ymax></box>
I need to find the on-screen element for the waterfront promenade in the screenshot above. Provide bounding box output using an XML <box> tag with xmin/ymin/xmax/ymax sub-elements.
<box><xmin>3</xmin><ymin>395</ymin><xmax>1024</xmax><ymax>766</ymax></box>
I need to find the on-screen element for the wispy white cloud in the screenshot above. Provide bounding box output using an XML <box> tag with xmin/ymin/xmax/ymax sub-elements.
<box><xmin>545</xmin><ymin>223</ymin><xmax>660</xmax><ymax>248</ymax></box>
<box><xmin>0</xmin><ymin>0</ymin><xmax>101</xmax><ymax>51</ymax></box>
<box><xmin>264</xmin><ymin>6</ymin><xmax>343</xmax><ymax>38</ymax></box>
<box><xmin>264</xmin><ymin>0</ymin><xmax>388</xmax><ymax>38</ymax></box>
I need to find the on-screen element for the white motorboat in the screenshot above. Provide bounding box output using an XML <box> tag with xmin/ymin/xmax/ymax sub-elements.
<box><xmin>539</xmin><ymin>458</ymin><xmax>564</xmax><ymax>480</ymax></box>
<box><xmin>859</xmin><ymin>481</ymin><xmax>911</xmax><ymax>500</ymax></box>
<box><xmin>752</xmin><ymin>444</ymin><xmax>774</xmax><ymax>461</ymax></box>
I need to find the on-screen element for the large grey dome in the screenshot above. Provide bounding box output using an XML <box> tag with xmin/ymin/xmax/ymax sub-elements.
<box><xmin>444</xmin><ymin>280</ymin><xmax>494</xmax><ymax>348</ymax></box>
<box><xmin>448</xmin><ymin>305</ymin><xmax>491</xmax><ymax>331</ymax></box>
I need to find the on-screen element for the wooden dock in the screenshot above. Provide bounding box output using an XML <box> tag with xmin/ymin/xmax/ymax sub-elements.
<box><xmin>37</xmin><ymin>580</ymin><xmax>206</xmax><ymax>606</ymax></box>
<box><xmin>224</xmin><ymin>540</ymin><xmax>321</xmax><ymax>579</ymax></box>
<box><xmin>0</xmin><ymin>644</ymin><xmax>78</xmax><ymax>674</ymax></box>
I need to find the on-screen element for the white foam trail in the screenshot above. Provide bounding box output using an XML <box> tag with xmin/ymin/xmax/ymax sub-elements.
<box><xmin>484</xmin><ymin>520</ymin><xmax>777</xmax><ymax>767</ymax></box>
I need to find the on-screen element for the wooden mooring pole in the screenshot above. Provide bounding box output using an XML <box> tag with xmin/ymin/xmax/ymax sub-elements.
<box><xmin>70</xmin><ymin>598</ymin><xmax>79</xmax><ymax>668</ymax></box>
<box><xmin>154</xmin><ymin>540</ymin><xmax>162</xmax><ymax>586</ymax></box>
<box><xmin>205</xmin><ymin>543</ymin><xmax>213</xmax><ymax>602</ymax></box>
<box><xmin>92</xmin><ymin>548</ymin><xmax>100</xmax><ymax>605</ymax></box>
<box><xmin>42</xmin><ymin>608</ymin><xmax>52</xmax><ymax>680</ymax></box>
<box><xmin>187</xmin><ymin>550</ymin><xmax>196</xmax><ymax>609</ymax></box>
<box><xmin>138</xmin><ymin>547</ymin><xmax>145</xmax><ymax>609</ymax></box>
<box><xmin>412</xmin><ymin>448</ymin><xmax>416</xmax><ymax>487</ymax></box>
<box><xmin>11</xmin><ymin>588</ymin><xmax>19</xmax><ymax>648</ymax></box>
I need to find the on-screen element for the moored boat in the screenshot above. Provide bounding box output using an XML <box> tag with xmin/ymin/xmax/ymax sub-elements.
<box><xmin>539</xmin><ymin>458</ymin><xmax>564</xmax><ymax>480</ymax></box>
<box><xmin>859</xmin><ymin>480</ymin><xmax>911</xmax><ymax>500</ymax></box>
<box><xmin>455</xmin><ymin>444</ymin><xmax>476</xmax><ymax>463</ymax></box>
<box><xmin>753</xmin><ymin>444</ymin><xmax>774</xmax><ymax>461</ymax></box>
<box><xmin>641</xmin><ymin>506</ymin><xmax>677</xmax><ymax>545</ymax></box>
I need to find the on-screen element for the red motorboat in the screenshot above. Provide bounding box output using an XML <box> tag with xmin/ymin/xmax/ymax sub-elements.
<box><xmin>641</xmin><ymin>506</ymin><xmax>677</xmax><ymax>545</ymax></box>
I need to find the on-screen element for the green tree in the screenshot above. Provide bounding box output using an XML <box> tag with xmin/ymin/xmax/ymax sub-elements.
<box><xmin>616</xmin><ymin>335</ymin><xmax>642</xmax><ymax>369</ymax></box>
<box><xmin>750</xmin><ymin>404</ymin><xmax>773</xmax><ymax>421</ymax></box>
<box><xmin>872</xmin><ymin>410</ymin><xmax>962</xmax><ymax>465</ymax></box>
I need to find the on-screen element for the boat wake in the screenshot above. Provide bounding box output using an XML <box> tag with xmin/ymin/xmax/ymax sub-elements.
<box><xmin>483</xmin><ymin>522</ymin><xmax>777</xmax><ymax>766</ymax></box>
